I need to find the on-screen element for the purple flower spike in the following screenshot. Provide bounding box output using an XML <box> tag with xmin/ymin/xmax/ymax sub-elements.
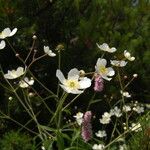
<box><xmin>94</xmin><ymin>75</ymin><xmax>104</xmax><ymax>92</ymax></box>
<box><xmin>81</xmin><ymin>111</ymin><xmax>92</xmax><ymax>142</ymax></box>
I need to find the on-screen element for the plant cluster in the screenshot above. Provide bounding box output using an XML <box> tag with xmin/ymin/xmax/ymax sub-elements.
<box><xmin>0</xmin><ymin>27</ymin><xmax>149</xmax><ymax>149</ymax></box>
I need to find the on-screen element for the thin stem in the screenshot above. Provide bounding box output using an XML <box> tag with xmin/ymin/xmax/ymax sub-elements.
<box><xmin>28</xmin><ymin>69</ymin><xmax>57</xmax><ymax>97</ymax></box>
<box><xmin>6</xmin><ymin>39</ymin><xmax>26</xmax><ymax>66</ymax></box>
<box><xmin>123</xmin><ymin>76</ymin><xmax>135</xmax><ymax>90</ymax></box>
<box><xmin>27</xmin><ymin>54</ymin><xmax>47</xmax><ymax>69</ymax></box>
<box><xmin>25</xmin><ymin>38</ymin><xmax>36</xmax><ymax>63</ymax></box>
<box><xmin>0</xmin><ymin>111</ymin><xmax>38</xmax><ymax>135</ymax></box>
<box><xmin>62</xmin><ymin>94</ymin><xmax>81</xmax><ymax>111</ymax></box>
<box><xmin>86</xmin><ymin>93</ymin><xmax>96</xmax><ymax>111</ymax></box>
<box><xmin>57</xmin><ymin>51</ymin><xmax>61</xmax><ymax>96</ymax></box>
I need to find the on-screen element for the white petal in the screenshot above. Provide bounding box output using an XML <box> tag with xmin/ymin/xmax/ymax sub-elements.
<box><xmin>101</xmin><ymin>75</ymin><xmax>112</xmax><ymax>81</ymax></box>
<box><xmin>3</xmin><ymin>28</ymin><xmax>11</xmax><ymax>37</ymax></box>
<box><xmin>0</xmin><ymin>40</ymin><xmax>6</xmax><ymax>49</ymax></box>
<box><xmin>79</xmin><ymin>77</ymin><xmax>91</xmax><ymax>89</ymax></box>
<box><xmin>71</xmin><ymin>89</ymin><xmax>83</xmax><ymax>94</ymax></box>
<box><xmin>120</xmin><ymin>61</ymin><xmax>127</xmax><ymax>67</ymax></box>
<box><xmin>28</xmin><ymin>79</ymin><xmax>34</xmax><ymax>85</ymax></box>
<box><xmin>110</xmin><ymin>47</ymin><xmax>117</xmax><ymax>53</ymax></box>
<box><xmin>97</xmin><ymin>43</ymin><xmax>109</xmax><ymax>51</ymax></box>
<box><xmin>16</xmin><ymin>67</ymin><xmax>24</xmax><ymax>76</ymax></box>
<box><xmin>129</xmin><ymin>57</ymin><xmax>135</xmax><ymax>61</ymax></box>
<box><xmin>56</xmin><ymin>69</ymin><xmax>66</xmax><ymax>84</ymax></box>
<box><xmin>4</xmin><ymin>74</ymin><xmax>14</xmax><ymax>79</ymax></box>
<box><xmin>96</xmin><ymin>58</ymin><xmax>107</xmax><ymax>67</ymax></box>
<box><xmin>107</xmin><ymin>67</ymin><xmax>115</xmax><ymax>76</ymax></box>
<box><xmin>44</xmin><ymin>46</ymin><xmax>49</xmax><ymax>53</ymax></box>
<box><xmin>59</xmin><ymin>84</ymin><xmax>70</xmax><ymax>93</ymax></box>
<box><xmin>9</xmin><ymin>28</ymin><xmax>17</xmax><ymax>37</ymax></box>
<box><xmin>49</xmin><ymin>52</ymin><xmax>56</xmax><ymax>57</ymax></box>
<box><xmin>68</xmin><ymin>68</ymin><xmax>79</xmax><ymax>80</ymax></box>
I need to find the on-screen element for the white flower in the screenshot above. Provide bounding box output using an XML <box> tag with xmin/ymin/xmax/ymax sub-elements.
<box><xmin>124</xmin><ymin>50</ymin><xmax>135</xmax><ymax>61</ymax></box>
<box><xmin>100</xmin><ymin>112</ymin><xmax>111</xmax><ymax>124</ymax></box>
<box><xmin>133</xmin><ymin>105</ymin><xmax>144</xmax><ymax>114</ymax></box>
<box><xmin>95</xmin><ymin>58</ymin><xmax>115</xmax><ymax>81</ymax></box>
<box><xmin>56</xmin><ymin>68</ymin><xmax>91</xmax><ymax>94</ymax></box>
<box><xmin>73</xmin><ymin>112</ymin><xmax>83</xmax><ymax>126</ymax></box>
<box><xmin>130</xmin><ymin>123</ymin><xmax>142</xmax><ymax>132</ymax></box>
<box><xmin>92</xmin><ymin>144</ymin><xmax>105</xmax><ymax>150</ymax></box>
<box><xmin>0</xmin><ymin>40</ymin><xmax>6</xmax><ymax>49</ymax></box>
<box><xmin>19</xmin><ymin>77</ymin><xmax>34</xmax><ymax>88</ymax></box>
<box><xmin>0</xmin><ymin>27</ymin><xmax>17</xmax><ymax>39</ymax></box>
<box><xmin>123</xmin><ymin>105</ymin><xmax>131</xmax><ymax>112</ymax></box>
<box><xmin>120</xmin><ymin>90</ymin><xmax>131</xmax><ymax>98</ymax></box>
<box><xmin>96</xmin><ymin>43</ymin><xmax>117</xmax><ymax>53</ymax></box>
<box><xmin>4</xmin><ymin>67</ymin><xmax>25</xmax><ymax>79</ymax></box>
<box><xmin>95</xmin><ymin>130</ymin><xmax>107</xmax><ymax>138</ymax></box>
<box><xmin>44</xmin><ymin>46</ymin><xmax>56</xmax><ymax>57</ymax></box>
<box><xmin>110</xmin><ymin>60</ymin><xmax>127</xmax><ymax>67</ymax></box>
<box><xmin>110</xmin><ymin>106</ymin><xmax>122</xmax><ymax>118</ymax></box>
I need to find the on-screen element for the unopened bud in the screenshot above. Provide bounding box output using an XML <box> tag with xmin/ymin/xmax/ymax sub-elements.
<box><xmin>79</xmin><ymin>70</ymin><xmax>85</xmax><ymax>77</ymax></box>
<box><xmin>34</xmin><ymin>49</ymin><xmax>37</xmax><ymax>53</ymax></box>
<box><xmin>32</xmin><ymin>35</ymin><xmax>37</xmax><ymax>40</ymax></box>
<box><xmin>15</xmin><ymin>53</ymin><xmax>19</xmax><ymax>57</ymax></box>
<box><xmin>133</xmin><ymin>74</ymin><xmax>138</xmax><ymax>78</ymax></box>
<box><xmin>29</xmin><ymin>92</ymin><xmax>34</xmax><ymax>97</ymax></box>
<box><xmin>124</xmin><ymin>75</ymin><xmax>128</xmax><ymax>79</ymax></box>
<box><xmin>55</xmin><ymin>44</ymin><xmax>64</xmax><ymax>51</ymax></box>
<box><xmin>8</xmin><ymin>97</ymin><xmax>13</xmax><ymax>101</ymax></box>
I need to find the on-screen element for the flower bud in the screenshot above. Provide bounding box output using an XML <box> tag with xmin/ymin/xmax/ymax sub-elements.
<box><xmin>133</xmin><ymin>74</ymin><xmax>138</xmax><ymax>78</ymax></box>
<box><xmin>94</xmin><ymin>75</ymin><xmax>104</xmax><ymax>92</ymax></box>
<box><xmin>32</xmin><ymin>35</ymin><xmax>37</xmax><ymax>40</ymax></box>
<box><xmin>79</xmin><ymin>70</ymin><xmax>85</xmax><ymax>77</ymax></box>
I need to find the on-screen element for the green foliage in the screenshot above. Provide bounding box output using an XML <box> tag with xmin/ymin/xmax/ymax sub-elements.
<box><xmin>0</xmin><ymin>131</ymin><xmax>36</xmax><ymax>150</ymax></box>
<box><xmin>127</xmin><ymin>113</ymin><xmax>150</xmax><ymax>150</ymax></box>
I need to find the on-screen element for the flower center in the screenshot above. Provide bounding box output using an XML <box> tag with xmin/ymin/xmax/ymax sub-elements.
<box><xmin>66</xmin><ymin>80</ymin><xmax>79</xmax><ymax>90</ymax></box>
<box><xmin>99</xmin><ymin>66</ymin><xmax>107</xmax><ymax>74</ymax></box>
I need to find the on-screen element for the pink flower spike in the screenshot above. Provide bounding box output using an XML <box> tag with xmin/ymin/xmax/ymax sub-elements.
<box><xmin>81</xmin><ymin>111</ymin><xmax>92</xmax><ymax>142</ymax></box>
<box><xmin>94</xmin><ymin>75</ymin><xmax>104</xmax><ymax>92</ymax></box>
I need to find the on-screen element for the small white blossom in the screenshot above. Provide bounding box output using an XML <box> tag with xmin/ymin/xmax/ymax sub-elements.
<box><xmin>130</xmin><ymin>123</ymin><xmax>142</xmax><ymax>132</ymax></box>
<box><xmin>73</xmin><ymin>112</ymin><xmax>83</xmax><ymax>126</ymax></box>
<box><xmin>92</xmin><ymin>144</ymin><xmax>105</xmax><ymax>150</ymax></box>
<box><xmin>110</xmin><ymin>60</ymin><xmax>127</xmax><ymax>67</ymax></box>
<box><xmin>8</xmin><ymin>97</ymin><xmax>13</xmax><ymax>101</ymax></box>
<box><xmin>133</xmin><ymin>105</ymin><xmax>144</xmax><ymax>114</ymax></box>
<box><xmin>96</xmin><ymin>43</ymin><xmax>117</xmax><ymax>53</ymax></box>
<box><xmin>0</xmin><ymin>27</ymin><xmax>17</xmax><ymax>39</ymax></box>
<box><xmin>124</xmin><ymin>50</ymin><xmax>135</xmax><ymax>61</ymax></box>
<box><xmin>120</xmin><ymin>91</ymin><xmax>131</xmax><ymax>98</ymax></box>
<box><xmin>95</xmin><ymin>130</ymin><xmax>107</xmax><ymax>138</ymax></box>
<box><xmin>110</xmin><ymin>106</ymin><xmax>122</xmax><ymax>118</ymax></box>
<box><xmin>4</xmin><ymin>67</ymin><xmax>25</xmax><ymax>79</ymax></box>
<box><xmin>44</xmin><ymin>46</ymin><xmax>56</xmax><ymax>57</ymax></box>
<box><xmin>100</xmin><ymin>112</ymin><xmax>111</xmax><ymax>124</ymax></box>
<box><xmin>19</xmin><ymin>77</ymin><xmax>34</xmax><ymax>88</ymax></box>
<box><xmin>56</xmin><ymin>68</ymin><xmax>91</xmax><ymax>94</ymax></box>
<box><xmin>95</xmin><ymin>58</ymin><xmax>115</xmax><ymax>81</ymax></box>
<box><xmin>123</xmin><ymin>105</ymin><xmax>131</xmax><ymax>112</ymax></box>
<box><xmin>0</xmin><ymin>40</ymin><xmax>6</xmax><ymax>49</ymax></box>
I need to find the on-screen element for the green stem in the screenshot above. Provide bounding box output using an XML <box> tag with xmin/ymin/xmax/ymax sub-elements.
<box><xmin>57</xmin><ymin>51</ymin><xmax>61</xmax><ymax>96</ymax></box>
